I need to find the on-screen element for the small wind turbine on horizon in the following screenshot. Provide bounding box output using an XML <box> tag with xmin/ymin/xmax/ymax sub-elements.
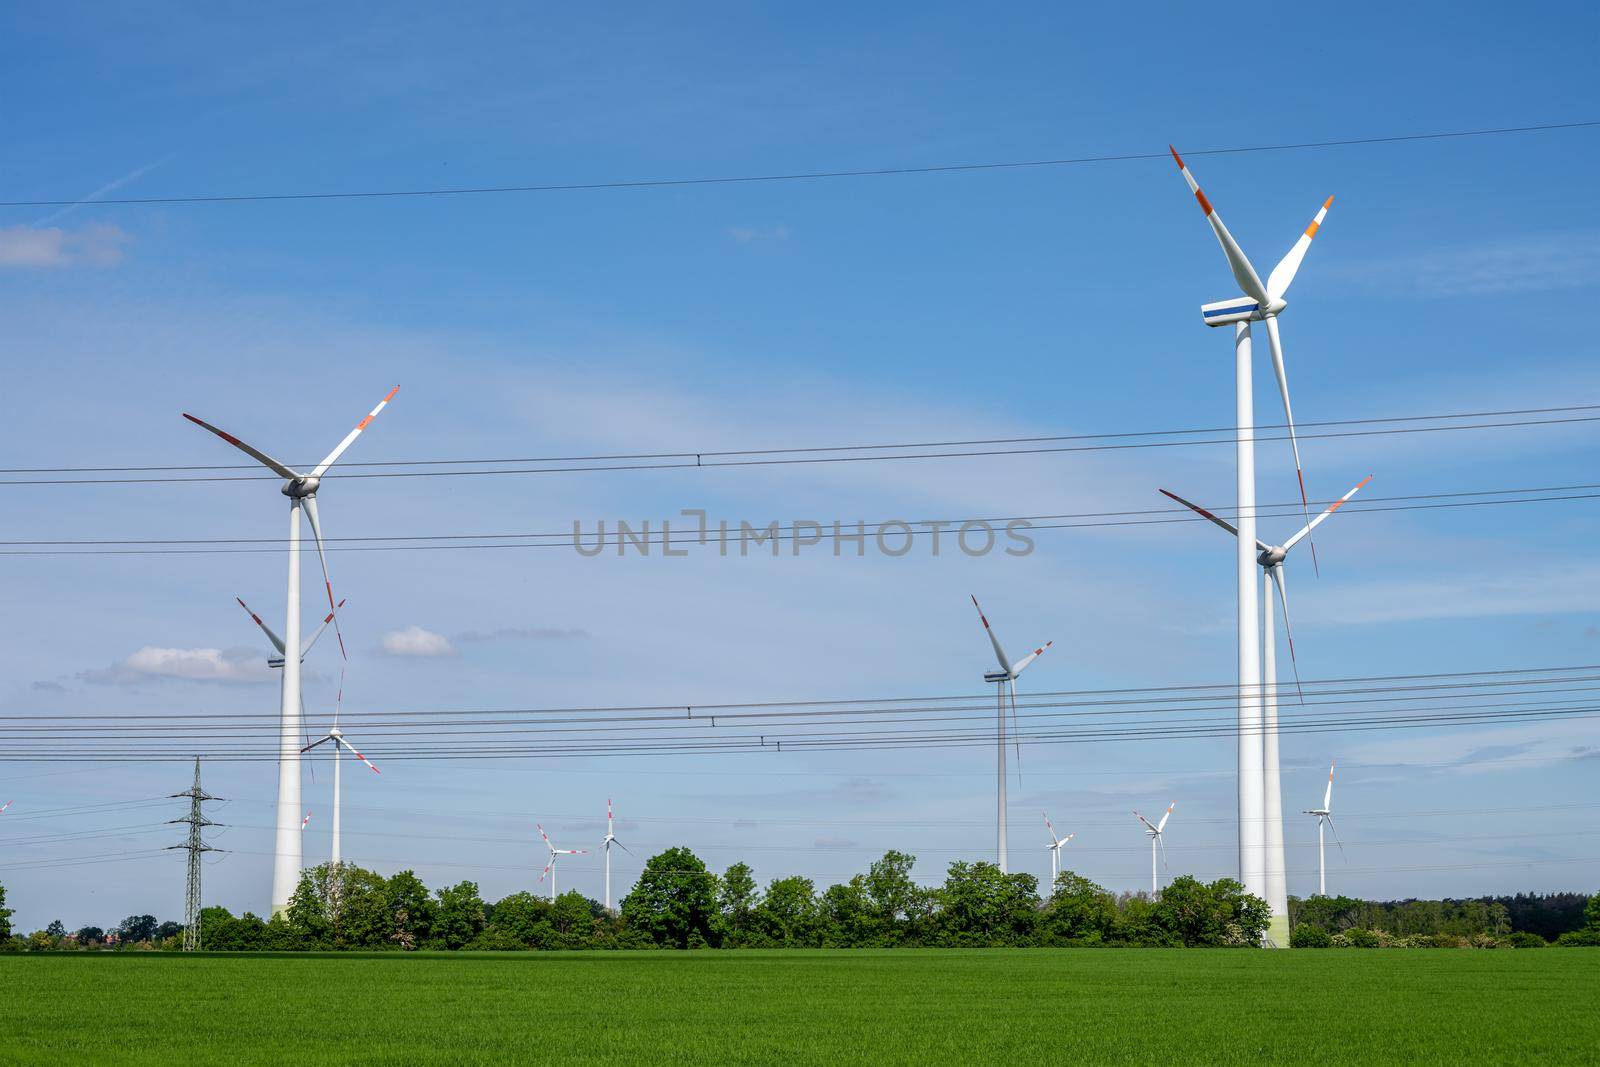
<box><xmin>1044</xmin><ymin>813</ymin><xmax>1074</xmax><ymax>889</ymax></box>
<box><xmin>1304</xmin><ymin>762</ymin><xmax>1345</xmax><ymax>896</ymax></box>
<box><xmin>186</xmin><ymin>386</ymin><xmax>399</xmax><ymax>915</ymax></box>
<box><xmin>301</xmin><ymin>672</ymin><xmax>381</xmax><ymax>867</ymax></box>
<box><xmin>537</xmin><ymin>823</ymin><xmax>587</xmax><ymax>902</ymax></box>
<box><xmin>0</xmin><ymin>800</ymin><xmax>12</xmax><ymax>815</ymax></box>
<box><xmin>1170</xmin><ymin>146</ymin><xmax>1333</xmax><ymax>928</ymax></box>
<box><xmin>970</xmin><ymin>596</ymin><xmax>1052</xmax><ymax>874</ymax></box>
<box><xmin>602</xmin><ymin>799</ymin><xmax>632</xmax><ymax>913</ymax></box>
<box><xmin>1159</xmin><ymin>475</ymin><xmax>1369</xmax><ymax>935</ymax></box>
<box><xmin>1134</xmin><ymin>802</ymin><xmax>1176</xmax><ymax>896</ymax></box>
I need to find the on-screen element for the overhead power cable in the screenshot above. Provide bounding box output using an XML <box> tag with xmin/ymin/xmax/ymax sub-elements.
<box><xmin>0</xmin><ymin>120</ymin><xmax>1593</xmax><ymax>210</ymax></box>
<box><xmin>2</xmin><ymin>404</ymin><xmax>1598</xmax><ymax>488</ymax></box>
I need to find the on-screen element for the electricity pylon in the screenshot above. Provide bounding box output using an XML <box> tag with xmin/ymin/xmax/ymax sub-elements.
<box><xmin>167</xmin><ymin>757</ymin><xmax>223</xmax><ymax>952</ymax></box>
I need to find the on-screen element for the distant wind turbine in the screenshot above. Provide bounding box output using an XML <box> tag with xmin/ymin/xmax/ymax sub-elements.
<box><xmin>1304</xmin><ymin>762</ymin><xmax>1345</xmax><ymax>896</ymax></box>
<box><xmin>1159</xmin><ymin>476</ymin><xmax>1369</xmax><ymax>938</ymax></box>
<box><xmin>301</xmin><ymin>811</ymin><xmax>312</xmax><ymax>831</ymax></box>
<box><xmin>1043</xmin><ymin>813</ymin><xmax>1074</xmax><ymax>889</ymax></box>
<box><xmin>301</xmin><ymin>672</ymin><xmax>381</xmax><ymax>867</ymax></box>
<box><xmin>187</xmin><ymin>387</ymin><xmax>398</xmax><ymax>914</ymax></box>
<box><xmin>970</xmin><ymin>596</ymin><xmax>1052</xmax><ymax>873</ymax></box>
<box><xmin>537</xmin><ymin>823</ymin><xmax>587</xmax><ymax>902</ymax></box>
<box><xmin>1134</xmin><ymin>802</ymin><xmax>1176</xmax><ymax>896</ymax></box>
<box><xmin>0</xmin><ymin>800</ymin><xmax>12</xmax><ymax>815</ymax></box>
<box><xmin>602</xmin><ymin>799</ymin><xmax>632</xmax><ymax>913</ymax></box>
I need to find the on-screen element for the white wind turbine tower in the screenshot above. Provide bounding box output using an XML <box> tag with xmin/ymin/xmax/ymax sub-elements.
<box><xmin>1134</xmin><ymin>803</ymin><xmax>1176</xmax><ymax>896</ymax></box>
<box><xmin>970</xmin><ymin>596</ymin><xmax>1053</xmax><ymax>873</ymax></box>
<box><xmin>1159</xmin><ymin>476</ymin><xmax>1369</xmax><ymax>943</ymax></box>
<box><xmin>185</xmin><ymin>386</ymin><xmax>398</xmax><ymax>914</ymax></box>
<box><xmin>601</xmin><ymin>799</ymin><xmax>632</xmax><ymax>913</ymax></box>
<box><xmin>301</xmin><ymin>673</ymin><xmax>381</xmax><ymax>867</ymax></box>
<box><xmin>1304</xmin><ymin>761</ymin><xmax>1344</xmax><ymax>896</ymax></box>
<box><xmin>537</xmin><ymin>824</ymin><xmax>588</xmax><ymax>902</ymax></box>
<box><xmin>1170</xmin><ymin>146</ymin><xmax>1333</xmax><ymax>920</ymax></box>
<box><xmin>1043</xmin><ymin>813</ymin><xmax>1074</xmax><ymax>890</ymax></box>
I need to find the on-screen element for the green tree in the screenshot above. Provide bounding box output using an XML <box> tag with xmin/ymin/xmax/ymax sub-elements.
<box><xmin>716</xmin><ymin>862</ymin><xmax>760</xmax><ymax>944</ymax></box>
<box><xmin>1042</xmin><ymin>871</ymin><xmax>1118</xmax><ymax>945</ymax></box>
<box><xmin>432</xmin><ymin>881</ymin><xmax>487</xmax><ymax>949</ymax></box>
<box><xmin>386</xmin><ymin>870</ymin><xmax>434</xmax><ymax>950</ymax></box>
<box><xmin>864</xmin><ymin>850</ymin><xmax>930</xmax><ymax>944</ymax></box>
<box><xmin>932</xmin><ymin>862</ymin><xmax>1040</xmax><ymax>946</ymax></box>
<box><xmin>753</xmin><ymin>876</ymin><xmax>822</xmax><ymax>946</ymax></box>
<box><xmin>1586</xmin><ymin>892</ymin><xmax>1600</xmax><ymax>930</ymax></box>
<box><xmin>117</xmin><ymin>915</ymin><xmax>158</xmax><ymax>945</ymax></box>
<box><xmin>819</xmin><ymin>877</ymin><xmax>873</xmax><ymax>947</ymax></box>
<box><xmin>0</xmin><ymin>884</ymin><xmax>12</xmax><ymax>940</ymax></box>
<box><xmin>75</xmin><ymin>926</ymin><xmax>104</xmax><ymax>945</ymax></box>
<box><xmin>45</xmin><ymin>920</ymin><xmax>66</xmax><ymax>939</ymax></box>
<box><xmin>620</xmin><ymin>847</ymin><xmax>717</xmax><ymax>948</ymax></box>
<box><xmin>548</xmin><ymin>891</ymin><xmax>598</xmax><ymax>949</ymax></box>
<box><xmin>486</xmin><ymin>892</ymin><xmax>552</xmax><ymax>948</ymax></box>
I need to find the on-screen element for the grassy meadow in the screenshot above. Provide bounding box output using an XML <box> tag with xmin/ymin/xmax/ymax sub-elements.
<box><xmin>4</xmin><ymin>949</ymin><xmax>1597</xmax><ymax>1064</ymax></box>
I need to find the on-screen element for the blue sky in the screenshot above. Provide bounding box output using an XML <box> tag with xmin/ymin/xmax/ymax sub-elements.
<box><xmin>2</xmin><ymin>2</ymin><xmax>1598</xmax><ymax>930</ymax></box>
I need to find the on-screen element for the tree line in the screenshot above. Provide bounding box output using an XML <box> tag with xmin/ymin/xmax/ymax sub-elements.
<box><xmin>3</xmin><ymin>854</ymin><xmax>1597</xmax><ymax>952</ymax></box>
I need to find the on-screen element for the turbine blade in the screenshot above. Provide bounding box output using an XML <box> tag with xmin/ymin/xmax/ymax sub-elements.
<box><xmin>539</xmin><ymin>858</ymin><xmax>553</xmax><ymax>882</ymax></box>
<box><xmin>1267</xmin><ymin>196</ymin><xmax>1334</xmax><ymax>301</ymax></box>
<box><xmin>1134</xmin><ymin>810</ymin><xmax>1159</xmax><ymax>834</ymax></box>
<box><xmin>1270</xmin><ymin>565</ymin><xmax>1306</xmax><ymax>705</ymax></box>
<box><xmin>1169</xmin><ymin>146</ymin><xmax>1271</xmax><ymax>306</ymax></box>
<box><xmin>341</xmin><ymin>736</ymin><xmax>381</xmax><ymax>774</ymax></box>
<box><xmin>1324</xmin><ymin>761</ymin><xmax>1335</xmax><ymax>812</ymax></box>
<box><xmin>236</xmin><ymin>597</ymin><xmax>287</xmax><ymax>656</ymax></box>
<box><xmin>301</xmin><ymin>693</ymin><xmax>316</xmax><ymax>786</ymax></box>
<box><xmin>1157</xmin><ymin>801</ymin><xmax>1175</xmax><ymax>833</ymax></box>
<box><xmin>970</xmin><ymin>595</ymin><xmax>1012</xmax><ymax>674</ymax></box>
<box><xmin>300</xmin><ymin>496</ymin><xmax>346</xmax><ymax>660</ymax></box>
<box><xmin>1160</xmin><ymin>488</ymin><xmax>1271</xmax><ymax>551</ymax></box>
<box><xmin>182</xmin><ymin>413</ymin><xmax>301</xmax><ymax>480</ymax></box>
<box><xmin>334</xmin><ymin>668</ymin><xmax>345</xmax><ymax>729</ymax></box>
<box><xmin>1283</xmin><ymin>477</ymin><xmax>1373</xmax><ymax>552</ymax></box>
<box><xmin>1264</xmin><ymin>316</ymin><xmax>1317</xmax><ymax>574</ymax></box>
<box><xmin>300</xmin><ymin>598</ymin><xmax>347</xmax><ymax>659</ymax></box>
<box><xmin>0</xmin><ymin>801</ymin><xmax>11</xmax><ymax>814</ymax></box>
<box><xmin>616</xmin><ymin>840</ymin><xmax>634</xmax><ymax>856</ymax></box>
<box><xmin>1010</xmin><ymin>641</ymin><xmax>1053</xmax><ymax>676</ymax></box>
<box><xmin>310</xmin><ymin>386</ymin><xmax>399</xmax><ymax>479</ymax></box>
<box><xmin>1044</xmin><ymin>812</ymin><xmax>1058</xmax><ymax>845</ymax></box>
<box><xmin>1325</xmin><ymin>815</ymin><xmax>1347</xmax><ymax>860</ymax></box>
<box><xmin>1157</xmin><ymin>834</ymin><xmax>1170</xmax><ymax>871</ymax></box>
<box><xmin>300</xmin><ymin>735</ymin><xmax>336</xmax><ymax>754</ymax></box>
<box><xmin>301</xmin><ymin>811</ymin><xmax>312</xmax><ymax>831</ymax></box>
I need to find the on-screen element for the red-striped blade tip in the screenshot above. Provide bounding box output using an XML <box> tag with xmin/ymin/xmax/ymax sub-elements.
<box><xmin>1323</xmin><ymin>195</ymin><xmax>1334</xmax><ymax>209</ymax></box>
<box><xmin>1168</xmin><ymin>145</ymin><xmax>1184</xmax><ymax>167</ymax></box>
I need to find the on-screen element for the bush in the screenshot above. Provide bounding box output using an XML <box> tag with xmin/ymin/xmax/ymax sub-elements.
<box><xmin>1554</xmin><ymin>927</ymin><xmax>1600</xmax><ymax>947</ymax></box>
<box><xmin>1333</xmin><ymin>928</ymin><xmax>1380</xmax><ymax>948</ymax></box>
<box><xmin>1508</xmin><ymin>931</ymin><xmax>1547</xmax><ymax>948</ymax></box>
<box><xmin>1291</xmin><ymin>924</ymin><xmax>1332</xmax><ymax>948</ymax></box>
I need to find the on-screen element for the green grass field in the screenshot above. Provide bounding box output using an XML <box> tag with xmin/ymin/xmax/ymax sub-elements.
<box><xmin>4</xmin><ymin>949</ymin><xmax>1596</xmax><ymax>1064</ymax></box>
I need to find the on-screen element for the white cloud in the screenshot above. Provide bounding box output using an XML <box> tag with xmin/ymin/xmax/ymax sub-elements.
<box><xmin>80</xmin><ymin>646</ymin><xmax>271</xmax><ymax>685</ymax></box>
<box><xmin>379</xmin><ymin>625</ymin><xmax>457</xmax><ymax>657</ymax></box>
<box><xmin>0</xmin><ymin>223</ymin><xmax>132</xmax><ymax>269</ymax></box>
<box><xmin>1328</xmin><ymin>231</ymin><xmax>1600</xmax><ymax>297</ymax></box>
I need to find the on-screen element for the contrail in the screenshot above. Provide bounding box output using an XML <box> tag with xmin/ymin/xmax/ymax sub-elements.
<box><xmin>33</xmin><ymin>156</ymin><xmax>170</xmax><ymax>226</ymax></box>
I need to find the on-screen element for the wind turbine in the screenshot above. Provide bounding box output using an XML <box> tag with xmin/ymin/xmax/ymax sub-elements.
<box><xmin>1134</xmin><ymin>803</ymin><xmax>1175</xmax><ymax>896</ymax></box>
<box><xmin>601</xmin><ymin>798</ymin><xmax>632</xmax><ymax>913</ymax></box>
<box><xmin>1170</xmin><ymin>146</ymin><xmax>1333</xmax><ymax>917</ymax></box>
<box><xmin>1304</xmin><ymin>761</ymin><xmax>1344</xmax><ymax>896</ymax></box>
<box><xmin>301</xmin><ymin>673</ymin><xmax>381</xmax><ymax>867</ymax></box>
<box><xmin>1043</xmin><ymin>813</ymin><xmax>1074</xmax><ymax>890</ymax></box>
<box><xmin>301</xmin><ymin>811</ymin><xmax>312</xmax><ymax>832</ymax></box>
<box><xmin>0</xmin><ymin>801</ymin><xmax>12</xmax><ymax>815</ymax></box>
<box><xmin>1159</xmin><ymin>476</ymin><xmax>1369</xmax><ymax>942</ymax></box>
<box><xmin>970</xmin><ymin>596</ymin><xmax>1053</xmax><ymax>873</ymax></box>
<box><xmin>185</xmin><ymin>386</ymin><xmax>398</xmax><ymax>914</ymax></box>
<box><xmin>537</xmin><ymin>823</ymin><xmax>587</xmax><ymax>902</ymax></box>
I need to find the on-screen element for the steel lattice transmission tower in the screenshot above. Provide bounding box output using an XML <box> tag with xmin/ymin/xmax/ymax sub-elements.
<box><xmin>167</xmin><ymin>757</ymin><xmax>224</xmax><ymax>952</ymax></box>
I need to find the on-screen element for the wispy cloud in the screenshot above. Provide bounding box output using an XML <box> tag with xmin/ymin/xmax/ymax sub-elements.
<box><xmin>1330</xmin><ymin>231</ymin><xmax>1600</xmax><ymax>297</ymax></box>
<box><xmin>378</xmin><ymin>625</ymin><xmax>457</xmax><ymax>657</ymax></box>
<box><xmin>456</xmin><ymin>626</ymin><xmax>588</xmax><ymax>643</ymax></box>
<box><xmin>1310</xmin><ymin>562</ymin><xmax>1600</xmax><ymax>625</ymax></box>
<box><xmin>728</xmin><ymin>223</ymin><xmax>790</xmax><ymax>243</ymax></box>
<box><xmin>80</xmin><ymin>646</ymin><xmax>272</xmax><ymax>685</ymax></box>
<box><xmin>0</xmin><ymin>223</ymin><xmax>132</xmax><ymax>269</ymax></box>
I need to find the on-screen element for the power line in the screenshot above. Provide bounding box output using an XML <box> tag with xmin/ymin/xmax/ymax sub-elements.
<box><xmin>5</xmin><ymin>481</ymin><xmax>1597</xmax><ymax>557</ymax></box>
<box><xmin>1</xmin><ymin>120</ymin><xmax>1594</xmax><ymax>210</ymax></box>
<box><xmin>5</xmin><ymin>404</ymin><xmax>1598</xmax><ymax>488</ymax></box>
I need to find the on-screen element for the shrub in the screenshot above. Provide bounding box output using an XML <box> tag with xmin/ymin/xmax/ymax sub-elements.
<box><xmin>1336</xmin><ymin>928</ymin><xmax>1380</xmax><ymax>948</ymax></box>
<box><xmin>1291</xmin><ymin>924</ymin><xmax>1331</xmax><ymax>948</ymax></box>
<box><xmin>1554</xmin><ymin>927</ymin><xmax>1600</xmax><ymax>947</ymax></box>
<box><xmin>1508</xmin><ymin>931</ymin><xmax>1547</xmax><ymax>948</ymax></box>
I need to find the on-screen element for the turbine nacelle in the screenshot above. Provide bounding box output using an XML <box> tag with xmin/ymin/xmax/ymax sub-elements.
<box><xmin>983</xmin><ymin>670</ymin><xmax>1012</xmax><ymax>684</ymax></box>
<box><xmin>1201</xmin><ymin>295</ymin><xmax>1287</xmax><ymax>327</ymax></box>
<box><xmin>1256</xmin><ymin>545</ymin><xmax>1288</xmax><ymax>568</ymax></box>
<box><xmin>281</xmin><ymin>475</ymin><xmax>321</xmax><ymax>499</ymax></box>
